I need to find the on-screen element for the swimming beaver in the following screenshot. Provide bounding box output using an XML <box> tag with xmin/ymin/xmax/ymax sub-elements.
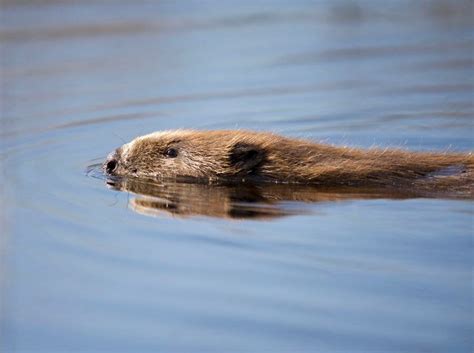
<box><xmin>103</xmin><ymin>130</ymin><xmax>473</xmax><ymax>195</ymax></box>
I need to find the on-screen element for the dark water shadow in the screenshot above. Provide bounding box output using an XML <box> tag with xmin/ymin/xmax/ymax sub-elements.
<box><xmin>275</xmin><ymin>41</ymin><xmax>472</xmax><ymax>66</ymax></box>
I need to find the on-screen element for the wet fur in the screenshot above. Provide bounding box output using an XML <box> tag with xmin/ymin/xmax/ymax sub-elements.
<box><xmin>105</xmin><ymin>130</ymin><xmax>473</xmax><ymax>195</ymax></box>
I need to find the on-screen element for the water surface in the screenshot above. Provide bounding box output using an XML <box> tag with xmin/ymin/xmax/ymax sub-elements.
<box><xmin>1</xmin><ymin>1</ymin><xmax>473</xmax><ymax>352</ymax></box>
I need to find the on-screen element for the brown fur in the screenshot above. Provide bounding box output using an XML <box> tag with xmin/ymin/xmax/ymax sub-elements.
<box><xmin>104</xmin><ymin>130</ymin><xmax>473</xmax><ymax>195</ymax></box>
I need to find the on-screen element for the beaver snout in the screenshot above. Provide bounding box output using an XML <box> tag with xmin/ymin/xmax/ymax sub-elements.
<box><xmin>104</xmin><ymin>150</ymin><xmax>120</xmax><ymax>175</ymax></box>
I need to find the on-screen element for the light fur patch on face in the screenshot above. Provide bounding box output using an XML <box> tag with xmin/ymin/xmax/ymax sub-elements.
<box><xmin>121</xmin><ymin>130</ymin><xmax>196</xmax><ymax>162</ymax></box>
<box><xmin>139</xmin><ymin>129</ymin><xmax>195</xmax><ymax>141</ymax></box>
<box><xmin>120</xmin><ymin>141</ymin><xmax>133</xmax><ymax>162</ymax></box>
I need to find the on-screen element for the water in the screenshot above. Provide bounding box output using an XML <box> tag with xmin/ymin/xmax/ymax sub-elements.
<box><xmin>1</xmin><ymin>1</ymin><xmax>473</xmax><ymax>352</ymax></box>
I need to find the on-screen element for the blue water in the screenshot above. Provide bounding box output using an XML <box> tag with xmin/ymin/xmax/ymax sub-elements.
<box><xmin>1</xmin><ymin>1</ymin><xmax>473</xmax><ymax>352</ymax></box>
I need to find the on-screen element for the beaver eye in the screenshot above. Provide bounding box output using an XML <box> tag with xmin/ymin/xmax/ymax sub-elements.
<box><xmin>164</xmin><ymin>148</ymin><xmax>178</xmax><ymax>158</ymax></box>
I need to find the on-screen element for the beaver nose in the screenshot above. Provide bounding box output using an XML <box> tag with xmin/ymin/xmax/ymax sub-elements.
<box><xmin>104</xmin><ymin>150</ymin><xmax>119</xmax><ymax>174</ymax></box>
<box><xmin>106</xmin><ymin>159</ymin><xmax>117</xmax><ymax>174</ymax></box>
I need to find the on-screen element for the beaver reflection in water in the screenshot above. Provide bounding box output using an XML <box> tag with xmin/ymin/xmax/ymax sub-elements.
<box><xmin>103</xmin><ymin>129</ymin><xmax>473</xmax><ymax>196</ymax></box>
<box><xmin>107</xmin><ymin>177</ymin><xmax>456</xmax><ymax>220</ymax></box>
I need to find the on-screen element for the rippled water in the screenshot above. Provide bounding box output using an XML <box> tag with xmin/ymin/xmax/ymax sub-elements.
<box><xmin>1</xmin><ymin>1</ymin><xmax>473</xmax><ymax>352</ymax></box>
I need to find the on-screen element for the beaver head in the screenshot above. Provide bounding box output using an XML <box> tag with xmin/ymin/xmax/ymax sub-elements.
<box><xmin>103</xmin><ymin>130</ymin><xmax>268</xmax><ymax>180</ymax></box>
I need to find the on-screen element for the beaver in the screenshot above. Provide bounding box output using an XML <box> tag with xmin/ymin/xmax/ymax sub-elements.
<box><xmin>103</xmin><ymin>129</ymin><xmax>473</xmax><ymax>195</ymax></box>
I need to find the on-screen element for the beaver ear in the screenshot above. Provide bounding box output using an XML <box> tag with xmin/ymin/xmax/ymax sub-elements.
<box><xmin>229</xmin><ymin>142</ymin><xmax>265</xmax><ymax>172</ymax></box>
